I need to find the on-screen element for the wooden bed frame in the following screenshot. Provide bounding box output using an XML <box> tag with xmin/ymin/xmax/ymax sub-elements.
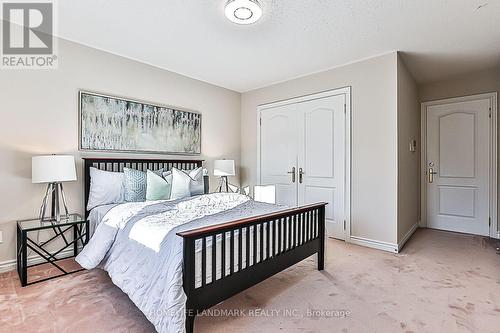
<box><xmin>83</xmin><ymin>158</ymin><xmax>326</xmax><ymax>333</ymax></box>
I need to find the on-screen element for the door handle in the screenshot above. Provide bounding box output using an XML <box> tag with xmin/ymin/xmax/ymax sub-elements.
<box><xmin>428</xmin><ymin>168</ymin><xmax>438</xmax><ymax>183</ymax></box>
<box><xmin>287</xmin><ymin>167</ymin><xmax>296</xmax><ymax>183</ymax></box>
<box><xmin>299</xmin><ymin>168</ymin><xmax>305</xmax><ymax>183</ymax></box>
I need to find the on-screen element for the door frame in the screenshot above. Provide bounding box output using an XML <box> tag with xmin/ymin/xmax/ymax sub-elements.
<box><xmin>420</xmin><ymin>92</ymin><xmax>499</xmax><ymax>238</ymax></box>
<box><xmin>257</xmin><ymin>86</ymin><xmax>352</xmax><ymax>241</ymax></box>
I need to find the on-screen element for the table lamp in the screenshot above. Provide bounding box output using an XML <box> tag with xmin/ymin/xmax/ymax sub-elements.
<box><xmin>214</xmin><ymin>159</ymin><xmax>236</xmax><ymax>192</ymax></box>
<box><xmin>32</xmin><ymin>155</ymin><xmax>77</xmax><ymax>221</ymax></box>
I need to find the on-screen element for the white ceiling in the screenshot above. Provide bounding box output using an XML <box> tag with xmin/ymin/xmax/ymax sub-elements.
<box><xmin>58</xmin><ymin>0</ymin><xmax>500</xmax><ymax>92</ymax></box>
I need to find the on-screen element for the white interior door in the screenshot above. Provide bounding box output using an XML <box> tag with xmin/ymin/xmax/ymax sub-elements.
<box><xmin>260</xmin><ymin>104</ymin><xmax>298</xmax><ymax>206</ymax></box>
<box><xmin>426</xmin><ymin>98</ymin><xmax>491</xmax><ymax>236</ymax></box>
<box><xmin>297</xmin><ymin>95</ymin><xmax>346</xmax><ymax>239</ymax></box>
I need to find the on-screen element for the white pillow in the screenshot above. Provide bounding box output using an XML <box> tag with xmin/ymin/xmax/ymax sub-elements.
<box><xmin>190</xmin><ymin>167</ymin><xmax>205</xmax><ymax>196</ymax></box>
<box><xmin>170</xmin><ymin>167</ymin><xmax>204</xmax><ymax>200</ymax></box>
<box><xmin>87</xmin><ymin>167</ymin><xmax>124</xmax><ymax>210</ymax></box>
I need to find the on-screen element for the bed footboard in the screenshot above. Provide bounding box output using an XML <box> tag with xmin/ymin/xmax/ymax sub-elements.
<box><xmin>176</xmin><ymin>202</ymin><xmax>327</xmax><ymax>333</ymax></box>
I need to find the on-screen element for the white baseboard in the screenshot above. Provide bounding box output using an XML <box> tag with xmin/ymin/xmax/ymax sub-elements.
<box><xmin>0</xmin><ymin>247</ymin><xmax>80</xmax><ymax>274</ymax></box>
<box><xmin>349</xmin><ymin>236</ymin><xmax>398</xmax><ymax>253</ymax></box>
<box><xmin>398</xmin><ymin>223</ymin><xmax>419</xmax><ymax>252</ymax></box>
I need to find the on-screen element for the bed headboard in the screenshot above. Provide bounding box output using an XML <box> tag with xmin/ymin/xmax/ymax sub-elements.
<box><xmin>83</xmin><ymin>158</ymin><xmax>208</xmax><ymax>218</ymax></box>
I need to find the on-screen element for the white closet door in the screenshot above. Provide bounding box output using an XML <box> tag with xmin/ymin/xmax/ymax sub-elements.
<box><xmin>297</xmin><ymin>95</ymin><xmax>346</xmax><ymax>239</ymax></box>
<box><xmin>260</xmin><ymin>104</ymin><xmax>298</xmax><ymax>206</ymax></box>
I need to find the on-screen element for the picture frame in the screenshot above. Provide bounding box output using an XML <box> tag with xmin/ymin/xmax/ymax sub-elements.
<box><xmin>78</xmin><ymin>90</ymin><xmax>202</xmax><ymax>155</ymax></box>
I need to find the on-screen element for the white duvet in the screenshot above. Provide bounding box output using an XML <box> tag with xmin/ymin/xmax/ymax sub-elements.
<box><xmin>129</xmin><ymin>193</ymin><xmax>250</xmax><ymax>252</ymax></box>
<box><xmin>76</xmin><ymin>193</ymin><xmax>282</xmax><ymax>333</ymax></box>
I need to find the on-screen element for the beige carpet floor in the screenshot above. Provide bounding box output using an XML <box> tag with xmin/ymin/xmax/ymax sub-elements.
<box><xmin>1</xmin><ymin>228</ymin><xmax>499</xmax><ymax>333</ymax></box>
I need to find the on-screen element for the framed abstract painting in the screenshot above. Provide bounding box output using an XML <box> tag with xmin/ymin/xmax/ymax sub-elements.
<box><xmin>79</xmin><ymin>91</ymin><xmax>201</xmax><ymax>155</ymax></box>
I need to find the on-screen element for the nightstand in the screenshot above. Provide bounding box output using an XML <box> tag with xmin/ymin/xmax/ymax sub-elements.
<box><xmin>16</xmin><ymin>214</ymin><xmax>89</xmax><ymax>286</ymax></box>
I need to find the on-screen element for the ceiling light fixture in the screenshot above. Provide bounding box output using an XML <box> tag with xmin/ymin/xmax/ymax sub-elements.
<box><xmin>225</xmin><ymin>0</ymin><xmax>262</xmax><ymax>25</ymax></box>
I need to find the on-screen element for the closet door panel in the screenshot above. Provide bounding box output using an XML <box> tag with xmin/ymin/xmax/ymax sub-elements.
<box><xmin>260</xmin><ymin>104</ymin><xmax>298</xmax><ymax>206</ymax></box>
<box><xmin>297</xmin><ymin>94</ymin><xmax>346</xmax><ymax>239</ymax></box>
<box><xmin>305</xmin><ymin>108</ymin><xmax>335</xmax><ymax>179</ymax></box>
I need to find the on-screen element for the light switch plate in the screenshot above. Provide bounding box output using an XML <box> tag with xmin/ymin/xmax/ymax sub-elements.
<box><xmin>0</xmin><ymin>230</ymin><xmax>3</xmax><ymax>243</ymax></box>
<box><xmin>409</xmin><ymin>139</ymin><xmax>417</xmax><ymax>152</ymax></box>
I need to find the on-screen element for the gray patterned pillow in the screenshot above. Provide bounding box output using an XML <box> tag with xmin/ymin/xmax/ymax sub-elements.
<box><xmin>123</xmin><ymin>167</ymin><xmax>164</xmax><ymax>202</ymax></box>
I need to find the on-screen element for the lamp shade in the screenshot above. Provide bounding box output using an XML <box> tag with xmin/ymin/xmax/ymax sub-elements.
<box><xmin>32</xmin><ymin>155</ymin><xmax>77</xmax><ymax>183</ymax></box>
<box><xmin>214</xmin><ymin>159</ymin><xmax>235</xmax><ymax>176</ymax></box>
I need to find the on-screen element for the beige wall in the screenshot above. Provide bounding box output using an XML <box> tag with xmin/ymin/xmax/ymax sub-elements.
<box><xmin>0</xmin><ymin>38</ymin><xmax>241</xmax><ymax>267</ymax></box>
<box><xmin>419</xmin><ymin>67</ymin><xmax>500</xmax><ymax>237</ymax></box>
<box><xmin>419</xmin><ymin>67</ymin><xmax>500</xmax><ymax>102</ymax></box>
<box><xmin>397</xmin><ymin>55</ymin><xmax>420</xmax><ymax>243</ymax></box>
<box><xmin>241</xmin><ymin>53</ymin><xmax>399</xmax><ymax>245</ymax></box>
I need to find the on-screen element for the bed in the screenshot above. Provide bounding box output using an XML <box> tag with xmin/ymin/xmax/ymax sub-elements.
<box><xmin>79</xmin><ymin>157</ymin><xmax>326</xmax><ymax>333</ymax></box>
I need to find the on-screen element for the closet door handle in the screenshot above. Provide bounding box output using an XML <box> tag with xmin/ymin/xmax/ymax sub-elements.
<box><xmin>299</xmin><ymin>168</ymin><xmax>305</xmax><ymax>183</ymax></box>
<box><xmin>287</xmin><ymin>167</ymin><xmax>296</xmax><ymax>183</ymax></box>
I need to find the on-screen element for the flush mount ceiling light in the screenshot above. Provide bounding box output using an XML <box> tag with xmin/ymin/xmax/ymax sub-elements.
<box><xmin>225</xmin><ymin>0</ymin><xmax>263</xmax><ymax>25</ymax></box>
